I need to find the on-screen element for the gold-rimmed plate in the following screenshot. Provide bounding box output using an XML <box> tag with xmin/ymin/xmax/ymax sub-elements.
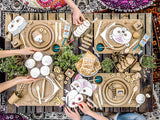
<box><xmin>26</xmin><ymin>23</ymin><xmax>54</xmax><ymax>51</ymax></box>
<box><xmin>102</xmin><ymin>77</ymin><xmax>131</xmax><ymax>106</ymax></box>
<box><xmin>28</xmin><ymin>78</ymin><xmax>55</xmax><ymax>103</ymax></box>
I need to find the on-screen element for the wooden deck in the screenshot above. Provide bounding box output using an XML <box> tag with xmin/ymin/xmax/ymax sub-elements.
<box><xmin>4</xmin><ymin>12</ymin><xmax>153</xmax><ymax>115</ymax></box>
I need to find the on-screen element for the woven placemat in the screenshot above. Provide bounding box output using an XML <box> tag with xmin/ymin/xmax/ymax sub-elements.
<box><xmin>15</xmin><ymin>75</ymin><xmax>64</xmax><ymax>106</ymax></box>
<box><xmin>21</xmin><ymin>20</ymin><xmax>66</xmax><ymax>55</ymax></box>
<box><xmin>94</xmin><ymin>19</ymin><xmax>143</xmax><ymax>54</ymax></box>
<box><xmin>93</xmin><ymin>73</ymin><xmax>140</xmax><ymax>107</ymax></box>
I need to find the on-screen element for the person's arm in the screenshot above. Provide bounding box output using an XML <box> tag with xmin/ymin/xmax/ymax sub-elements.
<box><xmin>64</xmin><ymin>106</ymin><xmax>80</xmax><ymax>120</ymax></box>
<box><xmin>64</xmin><ymin>0</ymin><xmax>77</xmax><ymax>10</ymax></box>
<box><xmin>79</xmin><ymin>102</ymin><xmax>109</xmax><ymax>120</ymax></box>
<box><xmin>0</xmin><ymin>49</ymin><xmax>20</xmax><ymax>58</ymax></box>
<box><xmin>64</xmin><ymin>0</ymin><xmax>85</xmax><ymax>25</ymax></box>
<box><xmin>0</xmin><ymin>76</ymin><xmax>38</xmax><ymax>93</ymax></box>
<box><xmin>0</xmin><ymin>47</ymin><xmax>39</xmax><ymax>58</ymax></box>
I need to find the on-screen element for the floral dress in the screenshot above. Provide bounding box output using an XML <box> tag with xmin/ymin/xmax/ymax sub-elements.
<box><xmin>19</xmin><ymin>0</ymin><xmax>66</xmax><ymax>10</ymax></box>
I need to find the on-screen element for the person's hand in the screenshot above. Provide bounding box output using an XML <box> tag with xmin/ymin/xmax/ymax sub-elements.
<box><xmin>78</xmin><ymin>102</ymin><xmax>94</xmax><ymax>115</ymax></box>
<box><xmin>14</xmin><ymin>76</ymin><xmax>39</xmax><ymax>84</ymax></box>
<box><xmin>73</xmin><ymin>7</ymin><xmax>85</xmax><ymax>25</ymax></box>
<box><xmin>64</xmin><ymin>106</ymin><xmax>80</xmax><ymax>120</ymax></box>
<box><xmin>17</xmin><ymin>47</ymin><xmax>39</xmax><ymax>55</ymax></box>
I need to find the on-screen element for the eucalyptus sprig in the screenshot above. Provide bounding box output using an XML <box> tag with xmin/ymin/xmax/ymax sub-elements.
<box><xmin>53</xmin><ymin>45</ymin><xmax>82</xmax><ymax>71</ymax></box>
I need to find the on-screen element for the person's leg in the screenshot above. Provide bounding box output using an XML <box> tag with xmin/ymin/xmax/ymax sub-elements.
<box><xmin>82</xmin><ymin>115</ymin><xmax>96</xmax><ymax>120</ymax></box>
<box><xmin>82</xmin><ymin>115</ymin><xmax>112</xmax><ymax>120</ymax></box>
<box><xmin>117</xmin><ymin>113</ymin><xmax>146</xmax><ymax>120</ymax></box>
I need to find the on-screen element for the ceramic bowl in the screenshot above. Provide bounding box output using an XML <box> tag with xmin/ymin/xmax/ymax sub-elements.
<box><xmin>30</xmin><ymin>67</ymin><xmax>40</xmax><ymax>78</ymax></box>
<box><xmin>33</xmin><ymin>52</ymin><xmax>43</xmax><ymax>61</ymax></box>
<box><xmin>40</xmin><ymin>66</ymin><xmax>50</xmax><ymax>76</ymax></box>
<box><xmin>42</xmin><ymin>55</ymin><xmax>53</xmax><ymax>66</ymax></box>
<box><xmin>25</xmin><ymin>58</ymin><xmax>36</xmax><ymax>69</ymax></box>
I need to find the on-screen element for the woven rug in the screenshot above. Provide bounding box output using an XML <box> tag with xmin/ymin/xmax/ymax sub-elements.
<box><xmin>100</xmin><ymin>0</ymin><xmax>155</xmax><ymax>12</ymax></box>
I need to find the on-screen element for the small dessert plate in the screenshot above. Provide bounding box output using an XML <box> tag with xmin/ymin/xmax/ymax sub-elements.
<box><xmin>40</xmin><ymin>66</ymin><xmax>50</xmax><ymax>76</ymax></box>
<box><xmin>42</xmin><ymin>55</ymin><xmax>53</xmax><ymax>66</ymax></box>
<box><xmin>30</xmin><ymin>67</ymin><xmax>40</xmax><ymax>78</ymax></box>
<box><xmin>25</xmin><ymin>58</ymin><xmax>36</xmax><ymax>69</ymax></box>
<box><xmin>33</xmin><ymin>52</ymin><xmax>43</xmax><ymax>61</ymax></box>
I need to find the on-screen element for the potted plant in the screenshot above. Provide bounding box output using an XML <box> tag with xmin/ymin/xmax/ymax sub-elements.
<box><xmin>101</xmin><ymin>57</ymin><xmax>115</xmax><ymax>73</ymax></box>
<box><xmin>140</xmin><ymin>55</ymin><xmax>156</xmax><ymax>69</ymax></box>
<box><xmin>53</xmin><ymin>45</ymin><xmax>82</xmax><ymax>71</ymax></box>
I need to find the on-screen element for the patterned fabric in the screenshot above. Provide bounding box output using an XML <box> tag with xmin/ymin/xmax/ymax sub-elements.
<box><xmin>0</xmin><ymin>111</ymin><xmax>26</xmax><ymax>120</ymax></box>
<box><xmin>18</xmin><ymin>0</ymin><xmax>66</xmax><ymax>10</ymax></box>
<box><xmin>100</xmin><ymin>0</ymin><xmax>155</xmax><ymax>12</ymax></box>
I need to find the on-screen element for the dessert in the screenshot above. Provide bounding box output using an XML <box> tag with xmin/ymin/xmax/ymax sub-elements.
<box><xmin>110</xmin><ymin>27</ymin><xmax>132</xmax><ymax>45</ymax></box>
<box><xmin>75</xmin><ymin>51</ymin><xmax>101</xmax><ymax>76</ymax></box>
<box><xmin>42</xmin><ymin>55</ymin><xmax>53</xmax><ymax>66</ymax></box>
<box><xmin>32</xmin><ymin>30</ymin><xmax>43</xmax><ymax>43</ymax></box>
<box><xmin>25</xmin><ymin>58</ymin><xmax>36</xmax><ymax>69</ymax></box>
<box><xmin>33</xmin><ymin>52</ymin><xmax>43</xmax><ymax>61</ymax></box>
<box><xmin>30</xmin><ymin>67</ymin><xmax>40</xmax><ymax>78</ymax></box>
<box><xmin>40</xmin><ymin>66</ymin><xmax>50</xmax><ymax>76</ymax></box>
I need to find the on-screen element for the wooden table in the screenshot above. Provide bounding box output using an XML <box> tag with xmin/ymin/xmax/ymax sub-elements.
<box><xmin>4</xmin><ymin>12</ymin><xmax>153</xmax><ymax>115</ymax></box>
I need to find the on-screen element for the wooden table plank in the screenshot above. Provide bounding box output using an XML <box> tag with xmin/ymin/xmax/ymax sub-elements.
<box><xmin>57</xmin><ymin>12</ymin><xmax>66</xmax><ymax>112</ymax></box>
<box><xmin>43</xmin><ymin>13</ymin><xmax>56</xmax><ymax>113</ymax></box>
<box><xmin>138</xmin><ymin>13</ymin><xmax>147</xmax><ymax>113</ymax></box>
<box><xmin>4</xmin><ymin>14</ymin><xmax>12</xmax><ymax>114</ymax></box>
<box><xmin>5</xmin><ymin>12</ymin><xmax>15</xmax><ymax>113</ymax></box>
<box><xmin>111</xmin><ymin>13</ymin><xmax>121</xmax><ymax>113</ymax></box>
<box><xmin>39</xmin><ymin>13</ymin><xmax>48</xmax><ymax>20</ymax></box>
<box><xmin>93</xmin><ymin>13</ymin><xmax>103</xmax><ymax>113</ymax></box>
<box><xmin>5</xmin><ymin>13</ymin><xmax>12</xmax><ymax>47</ymax></box>
<box><xmin>102</xmin><ymin>13</ymin><xmax>111</xmax><ymax>114</ymax></box>
<box><xmin>48</xmin><ymin>13</ymin><xmax>56</xmax><ymax>20</ymax></box>
<box><xmin>146</xmin><ymin>13</ymin><xmax>152</xmax><ymax>56</ymax></box>
<box><xmin>94</xmin><ymin>13</ymin><xmax>103</xmax><ymax>62</ymax></box>
<box><xmin>28</xmin><ymin>13</ymin><xmax>41</xmax><ymax>113</ymax></box>
<box><xmin>142</xmin><ymin>13</ymin><xmax>153</xmax><ymax>112</ymax></box>
<box><xmin>128</xmin><ymin>13</ymin><xmax>138</xmax><ymax>113</ymax></box>
<box><xmin>4</xmin><ymin>13</ymin><xmax>153</xmax><ymax>114</ymax></box>
<box><xmin>145</xmin><ymin>13</ymin><xmax>153</xmax><ymax>112</ymax></box>
<box><xmin>14</xmin><ymin>6</ymin><xmax>26</xmax><ymax>110</ymax></box>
